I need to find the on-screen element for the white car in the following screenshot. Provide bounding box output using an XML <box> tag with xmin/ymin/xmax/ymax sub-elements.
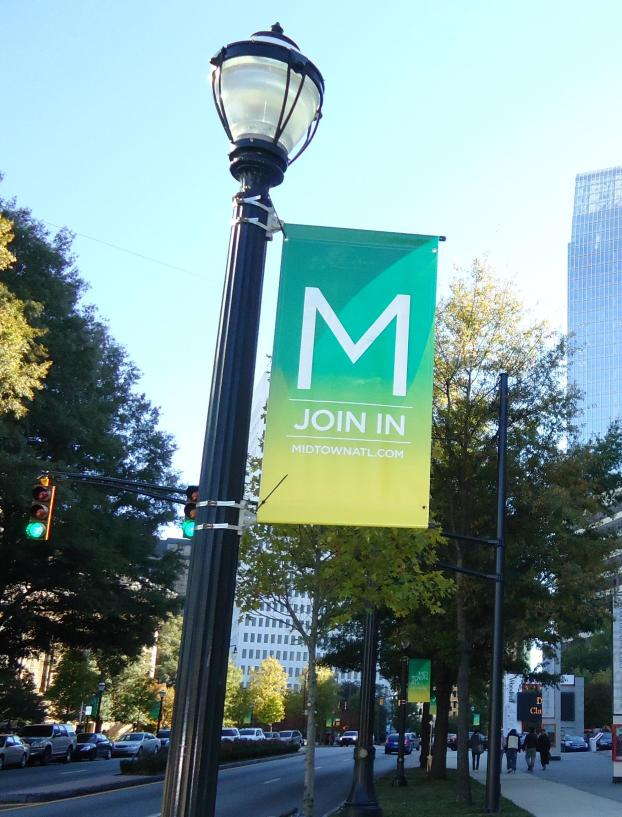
<box><xmin>112</xmin><ymin>732</ymin><xmax>160</xmax><ymax>758</ymax></box>
<box><xmin>237</xmin><ymin>728</ymin><xmax>265</xmax><ymax>742</ymax></box>
<box><xmin>338</xmin><ymin>730</ymin><xmax>358</xmax><ymax>746</ymax></box>
<box><xmin>0</xmin><ymin>735</ymin><xmax>30</xmax><ymax>769</ymax></box>
<box><xmin>221</xmin><ymin>728</ymin><xmax>240</xmax><ymax>742</ymax></box>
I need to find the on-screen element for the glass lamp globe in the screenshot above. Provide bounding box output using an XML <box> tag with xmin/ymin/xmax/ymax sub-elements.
<box><xmin>211</xmin><ymin>23</ymin><xmax>324</xmax><ymax>183</ymax></box>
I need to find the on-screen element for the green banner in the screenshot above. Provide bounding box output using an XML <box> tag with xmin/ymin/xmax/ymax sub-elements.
<box><xmin>408</xmin><ymin>658</ymin><xmax>431</xmax><ymax>703</ymax></box>
<box><xmin>258</xmin><ymin>224</ymin><xmax>438</xmax><ymax>528</ymax></box>
<box><xmin>473</xmin><ymin>713</ymin><xmax>480</xmax><ymax>726</ymax></box>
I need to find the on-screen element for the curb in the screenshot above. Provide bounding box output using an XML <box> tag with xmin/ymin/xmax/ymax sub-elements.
<box><xmin>0</xmin><ymin>750</ymin><xmax>304</xmax><ymax>807</ymax></box>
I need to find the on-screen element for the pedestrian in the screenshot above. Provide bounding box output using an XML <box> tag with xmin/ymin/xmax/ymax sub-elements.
<box><xmin>505</xmin><ymin>728</ymin><xmax>520</xmax><ymax>773</ymax></box>
<box><xmin>469</xmin><ymin>728</ymin><xmax>484</xmax><ymax>770</ymax></box>
<box><xmin>537</xmin><ymin>728</ymin><xmax>551</xmax><ymax>770</ymax></box>
<box><xmin>523</xmin><ymin>727</ymin><xmax>538</xmax><ymax>772</ymax></box>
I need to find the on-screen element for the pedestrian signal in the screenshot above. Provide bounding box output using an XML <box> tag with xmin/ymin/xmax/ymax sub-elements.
<box><xmin>182</xmin><ymin>485</ymin><xmax>198</xmax><ymax>538</ymax></box>
<box><xmin>25</xmin><ymin>475</ymin><xmax>56</xmax><ymax>540</ymax></box>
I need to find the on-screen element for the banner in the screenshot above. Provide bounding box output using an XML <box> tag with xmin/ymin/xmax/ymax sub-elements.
<box><xmin>258</xmin><ymin>224</ymin><xmax>439</xmax><ymax>528</ymax></box>
<box><xmin>407</xmin><ymin>658</ymin><xmax>431</xmax><ymax>703</ymax></box>
<box><xmin>517</xmin><ymin>691</ymin><xmax>542</xmax><ymax>724</ymax></box>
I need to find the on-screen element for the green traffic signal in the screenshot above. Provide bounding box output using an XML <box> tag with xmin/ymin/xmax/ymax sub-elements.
<box><xmin>25</xmin><ymin>520</ymin><xmax>47</xmax><ymax>539</ymax></box>
<box><xmin>181</xmin><ymin>519</ymin><xmax>195</xmax><ymax>538</ymax></box>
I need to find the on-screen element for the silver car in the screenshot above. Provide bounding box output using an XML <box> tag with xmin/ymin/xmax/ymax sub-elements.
<box><xmin>221</xmin><ymin>728</ymin><xmax>240</xmax><ymax>743</ymax></box>
<box><xmin>112</xmin><ymin>732</ymin><xmax>160</xmax><ymax>758</ymax></box>
<box><xmin>0</xmin><ymin>735</ymin><xmax>30</xmax><ymax>769</ymax></box>
<box><xmin>20</xmin><ymin>723</ymin><xmax>76</xmax><ymax>764</ymax></box>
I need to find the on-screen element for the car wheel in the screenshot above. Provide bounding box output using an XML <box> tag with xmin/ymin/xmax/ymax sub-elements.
<box><xmin>136</xmin><ymin>748</ymin><xmax>143</xmax><ymax>759</ymax></box>
<box><xmin>104</xmin><ymin>749</ymin><xmax>112</xmax><ymax>760</ymax></box>
<box><xmin>19</xmin><ymin>753</ymin><xmax>27</xmax><ymax>768</ymax></box>
<box><xmin>89</xmin><ymin>750</ymin><xmax>96</xmax><ymax>760</ymax></box>
<box><xmin>62</xmin><ymin>748</ymin><xmax>72</xmax><ymax>764</ymax></box>
<box><xmin>40</xmin><ymin>748</ymin><xmax>51</xmax><ymax>766</ymax></box>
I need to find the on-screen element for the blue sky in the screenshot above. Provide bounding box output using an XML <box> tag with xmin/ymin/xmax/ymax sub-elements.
<box><xmin>2</xmin><ymin>0</ymin><xmax>622</xmax><ymax>486</ymax></box>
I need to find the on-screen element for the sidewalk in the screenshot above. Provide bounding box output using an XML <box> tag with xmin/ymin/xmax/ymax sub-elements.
<box><xmin>446</xmin><ymin>751</ymin><xmax>621</xmax><ymax>817</ymax></box>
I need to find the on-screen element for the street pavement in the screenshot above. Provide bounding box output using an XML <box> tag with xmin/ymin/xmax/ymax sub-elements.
<box><xmin>0</xmin><ymin>745</ymin><xmax>413</xmax><ymax>817</ymax></box>
<box><xmin>0</xmin><ymin>756</ymin><xmax>122</xmax><ymax>799</ymax></box>
<box><xmin>446</xmin><ymin>747</ymin><xmax>622</xmax><ymax>817</ymax></box>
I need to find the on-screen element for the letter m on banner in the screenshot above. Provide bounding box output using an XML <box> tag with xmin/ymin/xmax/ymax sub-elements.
<box><xmin>297</xmin><ymin>288</ymin><xmax>410</xmax><ymax>397</ymax></box>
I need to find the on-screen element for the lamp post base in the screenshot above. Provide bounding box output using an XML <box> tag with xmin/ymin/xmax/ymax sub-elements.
<box><xmin>342</xmin><ymin>747</ymin><xmax>383</xmax><ymax>817</ymax></box>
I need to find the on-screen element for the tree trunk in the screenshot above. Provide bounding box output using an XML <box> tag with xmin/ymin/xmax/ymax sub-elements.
<box><xmin>430</xmin><ymin>673</ymin><xmax>451</xmax><ymax>779</ymax></box>
<box><xmin>455</xmin><ymin>566</ymin><xmax>472</xmax><ymax>805</ymax></box>
<box><xmin>419</xmin><ymin>701</ymin><xmax>431</xmax><ymax>769</ymax></box>
<box><xmin>301</xmin><ymin>598</ymin><xmax>319</xmax><ymax>817</ymax></box>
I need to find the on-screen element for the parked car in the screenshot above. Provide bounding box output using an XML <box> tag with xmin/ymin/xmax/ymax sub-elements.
<box><xmin>237</xmin><ymin>728</ymin><xmax>266</xmax><ymax>742</ymax></box>
<box><xmin>264</xmin><ymin>732</ymin><xmax>281</xmax><ymax>741</ymax></box>
<box><xmin>0</xmin><ymin>735</ymin><xmax>30</xmax><ymax>769</ymax></box>
<box><xmin>406</xmin><ymin>732</ymin><xmax>421</xmax><ymax>750</ymax></box>
<box><xmin>72</xmin><ymin>733</ymin><xmax>112</xmax><ymax>761</ymax></box>
<box><xmin>278</xmin><ymin>730</ymin><xmax>303</xmax><ymax>747</ymax></box>
<box><xmin>156</xmin><ymin>729</ymin><xmax>172</xmax><ymax>750</ymax></box>
<box><xmin>561</xmin><ymin>735</ymin><xmax>589</xmax><ymax>752</ymax></box>
<box><xmin>20</xmin><ymin>723</ymin><xmax>76</xmax><ymax>765</ymax></box>
<box><xmin>597</xmin><ymin>732</ymin><xmax>613</xmax><ymax>751</ymax></box>
<box><xmin>221</xmin><ymin>728</ymin><xmax>240</xmax><ymax>743</ymax></box>
<box><xmin>338</xmin><ymin>731</ymin><xmax>358</xmax><ymax>747</ymax></box>
<box><xmin>112</xmin><ymin>732</ymin><xmax>160</xmax><ymax>758</ymax></box>
<box><xmin>384</xmin><ymin>733</ymin><xmax>412</xmax><ymax>755</ymax></box>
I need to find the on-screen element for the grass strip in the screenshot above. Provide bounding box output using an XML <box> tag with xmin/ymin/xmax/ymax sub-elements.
<box><xmin>374</xmin><ymin>767</ymin><xmax>534</xmax><ymax>817</ymax></box>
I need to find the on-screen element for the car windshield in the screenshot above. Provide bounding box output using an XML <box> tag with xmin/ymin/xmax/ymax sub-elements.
<box><xmin>120</xmin><ymin>733</ymin><xmax>144</xmax><ymax>741</ymax></box>
<box><xmin>238</xmin><ymin>729</ymin><xmax>256</xmax><ymax>735</ymax></box>
<box><xmin>221</xmin><ymin>729</ymin><xmax>237</xmax><ymax>736</ymax></box>
<box><xmin>279</xmin><ymin>731</ymin><xmax>292</xmax><ymax>737</ymax></box>
<box><xmin>21</xmin><ymin>725</ymin><xmax>53</xmax><ymax>737</ymax></box>
<box><xmin>157</xmin><ymin>730</ymin><xmax>171</xmax><ymax>737</ymax></box>
<box><xmin>344</xmin><ymin>731</ymin><xmax>357</xmax><ymax>736</ymax></box>
<box><xmin>76</xmin><ymin>734</ymin><xmax>96</xmax><ymax>743</ymax></box>
<box><xmin>567</xmin><ymin>736</ymin><xmax>583</xmax><ymax>741</ymax></box>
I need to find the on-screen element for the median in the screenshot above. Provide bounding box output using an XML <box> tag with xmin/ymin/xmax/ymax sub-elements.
<box><xmin>374</xmin><ymin>768</ymin><xmax>534</xmax><ymax>817</ymax></box>
<box><xmin>120</xmin><ymin>740</ymin><xmax>300</xmax><ymax>775</ymax></box>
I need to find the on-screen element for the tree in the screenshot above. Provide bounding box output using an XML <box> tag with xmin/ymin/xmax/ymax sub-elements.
<box><xmin>314</xmin><ymin>667</ymin><xmax>339</xmax><ymax>734</ymax></box>
<box><xmin>0</xmin><ymin>197</ymin><xmax>182</xmax><ymax>670</ymax></box>
<box><xmin>584</xmin><ymin>670</ymin><xmax>612</xmax><ymax>729</ymax></box>
<box><xmin>108</xmin><ymin>655</ymin><xmax>159</xmax><ymax>727</ymax></box>
<box><xmin>45</xmin><ymin>650</ymin><xmax>99</xmax><ymax>721</ymax></box>
<box><xmin>223</xmin><ymin>660</ymin><xmax>244</xmax><ymax>726</ymax></box>
<box><xmin>249</xmin><ymin>657</ymin><xmax>287</xmax><ymax>728</ymax></box>
<box><xmin>239</xmin><ymin>507</ymin><xmax>448</xmax><ymax>817</ymax></box>
<box><xmin>155</xmin><ymin>614</ymin><xmax>183</xmax><ymax>683</ymax></box>
<box><xmin>431</xmin><ymin>261</ymin><xmax>622</xmax><ymax>802</ymax></box>
<box><xmin>564</xmin><ymin>630</ymin><xmax>612</xmax><ymax>677</ymax></box>
<box><xmin>0</xmin><ymin>668</ymin><xmax>46</xmax><ymax>728</ymax></box>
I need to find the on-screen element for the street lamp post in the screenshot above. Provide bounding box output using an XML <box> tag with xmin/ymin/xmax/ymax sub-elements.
<box><xmin>343</xmin><ymin>608</ymin><xmax>382</xmax><ymax>817</ymax></box>
<box><xmin>94</xmin><ymin>681</ymin><xmax>106</xmax><ymax>733</ymax></box>
<box><xmin>160</xmin><ymin>23</ymin><xmax>323</xmax><ymax>817</ymax></box>
<box><xmin>157</xmin><ymin>689</ymin><xmax>167</xmax><ymax>733</ymax></box>
<box><xmin>393</xmin><ymin>657</ymin><xmax>408</xmax><ymax>787</ymax></box>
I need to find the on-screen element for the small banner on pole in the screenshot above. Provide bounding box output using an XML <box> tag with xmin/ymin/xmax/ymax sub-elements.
<box><xmin>258</xmin><ymin>223</ymin><xmax>439</xmax><ymax>528</ymax></box>
<box><xmin>407</xmin><ymin>658</ymin><xmax>431</xmax><ymax>703</ymax></box>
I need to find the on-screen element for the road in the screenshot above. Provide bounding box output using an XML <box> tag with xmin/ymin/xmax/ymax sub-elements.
<box><xmin>0</xmin><ymin>746</ymin><xmax>415</xmax><ymax>817</ymax></box>
<box><xmin>0</xmin><ymin>756</ymin><xmax>120</xmax><ymax>797</ymax></box>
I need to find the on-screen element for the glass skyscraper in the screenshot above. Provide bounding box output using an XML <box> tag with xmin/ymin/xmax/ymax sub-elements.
<box><xmin>568</xmin><ymin>166</ymin><xmax>622</xmax><ymax>439</ymax></box>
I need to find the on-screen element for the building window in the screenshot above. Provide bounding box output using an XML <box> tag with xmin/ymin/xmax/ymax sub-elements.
<box><xmin>270</xmin><ymin>650</ymin><xmax>274</xmax><ymax>657</ymax></box>
<box><xmin>242</xmin><ymin>649</ymin><xmax>247</xmax><ymax>658</ymax></box>
<box><xmin>295</xmin><ymin>667</ymin><xmax>300</xmax><ymax>676</ymax></box>
<box><xmin>297</xmin><ymin>652</ymin><xmax>301</xmax><ymax>661</ymax></box>
<box><xmin>250</xmin><ymin>633</ymin><xmax>255</xmax><ymax>642</ymax></box>
<box><xmin>243</xmin><ymin>633</ymin><xmax>248</xmax><ymax>642</ymax></box>
<box><xmin>264</xmin><ymin>633</ymin><xmax>269</xmax><ymax>643</ymax></box>
<box><xmin>271</xmin><ymin>634</ymin><xmax>276</xmax><ymax>643</ymax></box>
<box><xmin>561</xmin><ymin>692</ymin><xmax>575</xmax><ymax>722</ymax></box>
<box><xmin>278</xmin><ymin>635</ymin><xmax>282</xmax><ymax>644</ymax></box>
<box><xmin>276</xmin><ymin>650</ymin><xmax>281</xmax><ymax>659</ymax></box>
<box><xmin>263</xmin><ymin>650</ymin><xmax>267</xmax><ymax>658</ymax></box>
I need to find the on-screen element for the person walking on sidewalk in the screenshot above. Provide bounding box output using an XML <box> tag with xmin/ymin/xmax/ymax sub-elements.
<box><xmin>524</xmin><ymin>727</ymin><xmax>538</xmax><ymax>772</ymax></box>
<box><xmin>469</xmin><ymin>728</ymin><xmax>484</xmax><ymax>770</ymax></box>
<box><xmin>505</xmin><ymin>728</ymin><xmax>520</xmax><ymax>773</ymax></box>
<box><xmin>537</xmin><ymin>728</ymin><xmax>551</xmax><ymax>770</ymax></box>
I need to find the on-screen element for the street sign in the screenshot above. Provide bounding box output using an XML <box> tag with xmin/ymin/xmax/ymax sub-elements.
<box><xmin>84</xmin><ymin>705</ymin><xmax>92</xmax><ymax>716</ymax></box>
<box><xmin>259</xmin><ymin>224</ymin><xmax>439</xmax><ymax>528</ymax></box>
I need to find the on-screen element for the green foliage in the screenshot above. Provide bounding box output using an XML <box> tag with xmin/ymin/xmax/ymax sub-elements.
<box><xmin>564</xmin><ymin>630</ymin><xmax>612</xmax><ymax>678</ymax></box>
<box><xmin>584</xmin><ymin>669</ymin><xmax>612</xmax><ymax>728</ymax></box>
<box><xmin>0</xmin><ymin>281</ymin><xmax>50</xmax><ymax>419</ymax></box>
<box><xmin>155</xmin><ymin>614</ymin><xmax>183</xmax><ymax>683</ymax></box>
<box><xmin>0</xmin><ymin>668</ymin><xmax>46</xmax><ymax>726</ymax></box>
<box><xmin>227</xmin><ymin>682</ymin><xmax>252</xmax><ymax>727</ymax></box>
<box><xmin>45</xmin><ymin>650</ymin><xmax>99</xmax><ymax>721</ymax></box>
<box><xmin>223</xmin><ymin>660</ymin><xmax>244</xmax><ymax>726</ymax></box>
<box><xmin>314</xmin><ymin>666</ymin><xmax>339</xmax><ymax>729</ymax></box>
<box><xmin>108</xmin><ymin>655</ymin><xmax>159</xmax><ymax>726</ymax></box>
<box><xmin>249</xmin><ymin>657</ymin><xmax>287</xmax><ymax>726</ymax></box>
<box><xmin>0</xmin><ymin>197</ymin><xmax>182</xmax><ymax>669</ymax></box>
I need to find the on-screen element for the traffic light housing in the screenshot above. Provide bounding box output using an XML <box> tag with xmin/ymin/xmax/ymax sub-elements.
<box><xmin>25</xmin><ymin>475</ymin><xmax>56</xmax><ymax>540</ymax></box>
<box><xmin>182</xmin><ymin>485</ymin><xmax>198</xmax><ymax>538</ymax></box>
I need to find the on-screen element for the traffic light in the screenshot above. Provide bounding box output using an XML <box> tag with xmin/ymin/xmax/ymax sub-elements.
<box><xmin>182</xmin><ymin>485</ymin><xmax>198</xmax><ymax>538</ymax></box>
<box><xmin>25</xmin><ymin>475</ymin><xmax>56</xmax><ymax>540</ymax></box>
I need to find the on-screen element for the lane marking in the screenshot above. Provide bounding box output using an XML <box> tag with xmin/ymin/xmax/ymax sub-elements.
<box><xmin>262</xmin><ymin>777</ymin><xmax>281</xmax><ymax>784</ymax></box>
<box><xmin>60</xmin><ymin>769</ymin><xmax>90</xmax><ymax>775</ymax></box>
<box><xmin>0</xmin><ymin>780</ymin><xmax>162</xmax><ymax>811</ymax></box>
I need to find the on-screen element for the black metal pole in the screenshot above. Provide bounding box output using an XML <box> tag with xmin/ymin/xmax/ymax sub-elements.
<box><xmin>94</xmin><ymin>689</ymin><xmax>104</xmax><ymax>733</ymax></box>
<box><xmin>343</xmin><ymin>608</ymin><xmax>382</xmax><ymax>817</ymax></box>
<box><xmin>393</xmin><ymin>657</ymin><xmax>408</xmax><ymax>787</ymax></box>
<box><xmin>160</xmin><ymin>144</ymin><xmax>285</xmax><ymax>817</ymax></box>
<box><xmin>485</xmin><ymin>373</ymin><xmax>508</xmax><ymax>813</ymax></box>
<box><xmin>157</xmin><ymin>698</ymin><xmax>165</xmax><ymax>734</ymax></box>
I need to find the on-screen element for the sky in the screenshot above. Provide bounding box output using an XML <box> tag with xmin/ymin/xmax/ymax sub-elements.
<box><xmin>2</xmin><ymin>0</ymin><xmax>622</xmax><ymax>488</ymax></box>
